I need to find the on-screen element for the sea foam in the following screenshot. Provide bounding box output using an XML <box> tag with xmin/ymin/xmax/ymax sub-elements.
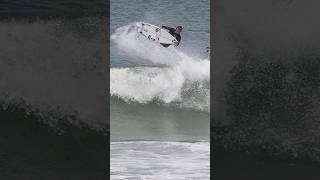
<box><xmin>110</xmin><ymin>23</ymin><xmax>210</xmax><ymax>112</ymax></box>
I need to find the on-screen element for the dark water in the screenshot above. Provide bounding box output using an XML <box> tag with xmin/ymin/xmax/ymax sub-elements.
<box><xmin>0</xmin><ymin>0</ymin><xmax>108</xmax><ymax>128</ymax></box>
<box><xmin>0</xmin><ymin>1</ymin><xmax>108</xmax><ymax>179</ymax></box>
<box><xmin>213</xmin><ymin>0</ymin><xmax>320</xmax><ymax>179</ymax></box>
<box><xmin>0</xmin><ymin>0</ymin><xmax>107</xmax><ymax>18</ymax></box>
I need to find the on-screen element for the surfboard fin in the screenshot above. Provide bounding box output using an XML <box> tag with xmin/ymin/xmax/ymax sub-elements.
<box><xmin>160</xmin><ymin>43</ymin><xmax>171</xmax><ymax>48</ymax></box>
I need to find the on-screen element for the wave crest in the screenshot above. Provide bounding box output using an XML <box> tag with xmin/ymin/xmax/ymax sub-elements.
<box><xmin>111</xmin><ymin>23</ymin><xmax>210</xmax><ymax>112</ymax></box>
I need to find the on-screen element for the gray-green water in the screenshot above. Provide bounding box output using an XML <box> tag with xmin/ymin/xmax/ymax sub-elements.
<box><xmin>111</xmin><ymin>0</ymin><xmax>210</xmax><ymax>141</ymax></box>
<box><xmin>110</xmin><ymin>0</ymin><xmax>210</xmax><ymax>179</ymax></box>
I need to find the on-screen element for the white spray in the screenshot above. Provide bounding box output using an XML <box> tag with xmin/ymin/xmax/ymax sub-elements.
<box><xmin>110</xmin><ymin>23</ymin><xmax>210</xmax><ymax>112</ymax></box>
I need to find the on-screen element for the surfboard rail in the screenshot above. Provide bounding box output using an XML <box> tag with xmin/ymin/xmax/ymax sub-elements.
<box><xmin>135</xmin><ymin>22</ymin><xmax>178</xmax><ymax>47</ymax></box>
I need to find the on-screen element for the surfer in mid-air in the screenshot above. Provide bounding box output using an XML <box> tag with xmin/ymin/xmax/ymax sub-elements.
<box><xmin>161</xmin><ymin>25</ymin><xmax>183</xmax><ymax>46</ymax></box>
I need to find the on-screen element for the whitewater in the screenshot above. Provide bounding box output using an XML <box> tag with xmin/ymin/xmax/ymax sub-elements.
<box><xmin>110</xmin><ymin>22</ymin><xmax>210</xmax><ymax>179</ymax></box>
<box><xmin>110</xmin><ymin>0</ymin><xmax>210</xmax><ymax>179</ymax></box>
<box><xmin>110</xmin><ymin>23</ymin><xmax>210</xmax><ymax>112</ymax></box>
<box><xmin>111</xmin><ymin>141</ymin><xmax>210</xmax><ymax>180</ymax></box>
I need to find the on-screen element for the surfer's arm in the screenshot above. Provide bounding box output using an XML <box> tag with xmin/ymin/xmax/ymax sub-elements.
<box><xmin>175</xmin><ymin>35</ymin><xmax>181</xmax><ymax>46</ymax></box>
<box><xmin>161</xmin><ymin>25</ymin><xmax>176</xmax><ymax>37</ymax></box>
<box><xmin>161</xmin><ymin>25</ymin><xmax>175</xmax><ymax>32</ymax></box>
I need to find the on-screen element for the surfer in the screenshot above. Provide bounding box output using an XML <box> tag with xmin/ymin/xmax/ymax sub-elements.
<box><xmin>161</xmin><ymin>25</ymin><xmax>183</xmax><ymax>46</ymax></box>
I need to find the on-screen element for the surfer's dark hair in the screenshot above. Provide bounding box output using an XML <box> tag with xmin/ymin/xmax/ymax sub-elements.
<box><xmin>176</xmin><ymin>26</ymin><xmax>183</xmax><ymax>30</ymax></box>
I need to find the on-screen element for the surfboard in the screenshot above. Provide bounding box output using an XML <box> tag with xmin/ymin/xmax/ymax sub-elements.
<box><xmin>134</xmin><ymin>22</ymin><xmax>178</xmax><ymax>47</ymax></box>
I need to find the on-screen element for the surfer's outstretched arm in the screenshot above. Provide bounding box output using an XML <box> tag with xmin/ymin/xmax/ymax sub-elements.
<box><xmin>161</xmin><ymin>25</ymin><xmax>175</xmax><ymax>32</ymax></box>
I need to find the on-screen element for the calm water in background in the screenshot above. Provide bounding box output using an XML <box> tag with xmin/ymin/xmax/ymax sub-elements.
<box><xmin>111</xmin><ymin>0</ymin><xmax>210</xmax><ymax>179</ymax></box>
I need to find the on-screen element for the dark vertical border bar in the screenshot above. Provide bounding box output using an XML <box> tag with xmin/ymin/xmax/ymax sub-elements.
<box><xmin>210</xmin><ymin>0</ymin><xmax>214</xmax><ymax>179</ymax></box>
<box><xmin>106</xmin><ymin>0</ymin><xmax>111</xmax><ymax>178</ymax></box>
<box><xmin>0</xmin><ymin>1</ymin><xmax>109</xmax><ymax>179</ymax></box>
<box><xmin>212</xmin><ymin>1</ymin><xmax>320</xmax><ymax>179</ymax></box>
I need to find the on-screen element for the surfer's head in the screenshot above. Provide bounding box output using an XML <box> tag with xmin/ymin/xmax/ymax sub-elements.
<box><xmin>175</xmin><ymin>26</ymin><xmax>183</xmax><ymax>33</ymax></box>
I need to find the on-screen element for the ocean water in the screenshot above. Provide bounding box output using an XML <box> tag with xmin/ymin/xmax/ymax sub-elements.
<box><xmin>111</xmin><ymin>141</ymin><xmax>209</xmax><ymax>180</ymax></box>
<box><xmin>0</xmin><ymin>2</ymin><xmax>108</xmax><ymax>179</ymax></box>
<box><xmin>110</xmin><ymin>0</ymin><xmax>210</xmax><ymax>179</ymax></box>
<box><xmin>0</xmin><ymin>0</ymin><xmax>108</xmax><ymax>129</ymax></box>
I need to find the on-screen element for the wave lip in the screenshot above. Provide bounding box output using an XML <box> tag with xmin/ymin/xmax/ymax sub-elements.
<box><xmin>110</xmin><ymin>23</ymin><xmax>210</xmax><ymax>112</ymax></box>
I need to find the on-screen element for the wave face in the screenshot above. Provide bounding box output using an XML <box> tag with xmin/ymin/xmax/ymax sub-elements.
<box><xmin>0</xmin><ymin>17</ymin><xmax>108</xmax><ymax>130</ymax></box>
<box><xmin>0</xmin><ymin>2</ymin><xmax>108</xmax><ymax>178</ymax></box>
<box><xmin>111</xmin><ymin>141</ymin><xmax>210</xmax><ymax>180</ymax></box>
<box><xmin>110</xmin><ymin>0</ymin><xmax>210</xmax><ymax>178</ymax></box>
<box><xmin>110</xmin><ymin>23</ymin><xmax>210</xmax><ymax>112</ymax></box>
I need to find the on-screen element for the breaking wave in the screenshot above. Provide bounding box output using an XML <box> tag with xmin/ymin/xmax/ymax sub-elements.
<box><xmin>110</xmin><ymin>23</ymin><xmax>210</xmax><ymax>112</ymax></box>
<box><xmin>0</xmin><ymin>17</ymin><xmax>108</xmax><ymax>130</ymax></box>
